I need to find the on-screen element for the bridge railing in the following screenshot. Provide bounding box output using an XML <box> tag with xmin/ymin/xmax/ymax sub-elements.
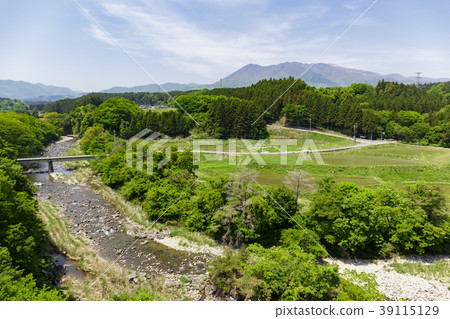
<box><xmin>17</xmin><ymin>155</ymin><xmax>100</xmax><ymax>172</ymax></box>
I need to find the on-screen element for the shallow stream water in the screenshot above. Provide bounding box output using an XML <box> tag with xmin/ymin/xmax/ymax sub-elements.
<box><xmin>26</xmin><ymin>138</ymin><xmax>208</xmax><ymax>281</ymax></box>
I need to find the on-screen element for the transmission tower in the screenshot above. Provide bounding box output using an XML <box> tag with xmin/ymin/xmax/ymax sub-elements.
<box><xmin>415</xmin><ymin>72</ymin><xmax>422</xmax><ymax>88</ymax></box>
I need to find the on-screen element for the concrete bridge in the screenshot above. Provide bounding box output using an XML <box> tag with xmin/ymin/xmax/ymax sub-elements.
<box><xmin>17</xmin><ymin>155</ymin><xmax>99</xmax><ymax>173</ymax></box>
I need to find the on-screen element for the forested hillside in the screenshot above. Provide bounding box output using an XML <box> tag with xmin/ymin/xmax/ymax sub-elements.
<box><xmin>39</xmin><ymin>78</ymin><xmax>449</xmax><ymax>147</ymax></box>
<box><xmin>0</xmin><ymin>98</ymin><xmax>29</xmax><ymax>113</ymax></box>
<box><xmin>198</xmin><ymin>79</ymin><xmax>449</xmax><ymax>146</ymax></box>
<box><xmin>0</xmin><ymin>113</ymin><xmax>60</xmax><ymax>157</ymax></box>
<box><xmin>0</xmin><ymin>124</ymin><xmax>66</xmax><ymax>300</ymax></box>
<box><xmin>42</xmin><ymin>92</ymin><xmax>175</xmax><ymax>114</ymax></box>
<box><xmin>422</xmin><ymin>81</ymin><xmax>450</xmax><ymax>98</ymax></box>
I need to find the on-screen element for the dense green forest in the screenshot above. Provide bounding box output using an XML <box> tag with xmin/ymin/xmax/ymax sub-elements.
<box><xmin>0</xmin><ymin>132</ymin><xmax>66</xmax><ymax>300</ymax></box>
<box><xmin>36</xmin><ymin>79</ymin><xmax>450</xmax><ymax>146</ymax></box>
<box><xmin>42</xmin><ymin>92</ymin><xmax>175</xmax><ymax>114</ymax></box>
<box><xmin>0</xmin><ymin>98</ymin><xmax>29</xmax><ymax>113</ymax></box>
<box><xmin>422</xmin><ymin>81</ymin><xmax>450</xmax><ymax>98</ymax></box>
<box><xmin>0</xmin><ymin>112</ymin><xmax>60</xmax><ymax>157</ymax></box>
<box><xmin>177</xmin><ymin>79</ymin><xmax>449</xmax><ymax>146</ymax></box>
<box><xmin>81</xmin><ymin>130</ymin><xmax>449</xmax><ymax>257</ymax></box>
<box><xmin>69</xmin><ymin>97</ymin><xmax>193</xmax><ymax>139</ymax></box>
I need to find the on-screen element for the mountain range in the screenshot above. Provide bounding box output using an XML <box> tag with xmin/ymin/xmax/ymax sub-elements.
<box><xmin>219</xmin><ymin>62</ymin><xmax>450</xmax><ymax>87</ymax></box>
<box><xmin>0</xmin><ymin>80</ymin><xmax>82</xmax><ymax>102</ymax></box>
<box><xmin>2</xmin><ymin>62</ymin><xmax>449</xmax><ymax>101</ymax></box>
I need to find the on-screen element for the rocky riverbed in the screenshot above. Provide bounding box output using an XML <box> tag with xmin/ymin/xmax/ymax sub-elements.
<box><xmin>28</xmin><ymin>137</ymin><xmax>217</xmax><ymax>300</ymax></box>
<box><xmin>329</xmin><ymin>256</ymin><xmax>450</xmax><ymax>301</ymax></box>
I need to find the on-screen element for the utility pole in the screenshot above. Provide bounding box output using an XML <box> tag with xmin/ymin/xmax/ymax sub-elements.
<box><xmin>309</xmin><ymin>118</ymin><xmax>312</xmax><ymax>131</ymax></box>
<box><xmin>353</xmin><ymin>123</ymin><xmax>358</xmax><ymax>142</ymax></box>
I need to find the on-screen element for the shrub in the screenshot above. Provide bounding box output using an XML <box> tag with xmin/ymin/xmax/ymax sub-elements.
<box><xmin>280</xmin><ymin>228</ymin><xmax>328</xmax><ymax>258</ymax></box>
<box><xmin>0</xmin><ymin>248</ymin><xmax>67</xmax><ymax>301</ymax></box>
<box><xmin>209</xmin><ymin>244</ymin><xmax>383</xmax><ymax>301</ymax></box>
<box><xmin>306</xmin><ymin>181</ymin><xmax>449</xmax><ymax>256</ymax></box>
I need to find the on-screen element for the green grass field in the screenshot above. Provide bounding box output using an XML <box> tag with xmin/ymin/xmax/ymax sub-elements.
<box><xmin>150</xmin><ymin>107</ymin><xmax>177</xmax><ymax>113</ymax></box>
<box><xmin>162</xmin><ymin>125</ymin><xmax>357</xmax><ymax>153</ymax></box>
<box><xmin>195</xmin><ymin>142</ymin><xmax>450</xmax><ymax>204</ymax></box>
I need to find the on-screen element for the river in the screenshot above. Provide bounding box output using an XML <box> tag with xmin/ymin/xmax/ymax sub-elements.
<box><xmin>26</xmin><ymin>137</ymin><xmax>210</xmax><ymax>286</ymax></box>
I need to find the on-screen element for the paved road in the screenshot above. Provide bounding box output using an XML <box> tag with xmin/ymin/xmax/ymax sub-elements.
<box><xmin>270</xmin><ymin>124</ymin><xmax>392</xmax><ymax>146</ymax></box>
<box><xmin>192</xmin><ymin>125</ymin><xmax>395</xmax><ymax>155</ymax></box>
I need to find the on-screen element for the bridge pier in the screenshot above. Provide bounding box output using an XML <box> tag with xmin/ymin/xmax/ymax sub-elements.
<box><xmin>48</xmin><ymin>160</ymin><xmax>54</xmax><ymax>173</ymax></box>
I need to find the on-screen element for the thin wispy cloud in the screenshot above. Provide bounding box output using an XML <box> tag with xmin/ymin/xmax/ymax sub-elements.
<box><xmin>90</xmin><ymin>24</ymin><xmax>116</xmax><ymax>47</ymax></box>
<box><xmin>1</xmin><ymin>0</ymin><xmax>449</xmax><ymax>90</ymax></box>
<box><xmin>343</xmin><ymin>1</ymin><xmax>361</xmax><ymax>11</ymax></box>
<box><xmin>88</xmin><ymin>0</ymin><xmax>331</xmax><ymax>79</ymax></box>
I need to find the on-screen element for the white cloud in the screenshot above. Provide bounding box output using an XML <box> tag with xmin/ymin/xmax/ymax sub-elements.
<box><xmin>343</xmin><ymin>1</ymin><xmax>359</xmax><ymax>11</ymax></box>
<box><xmin>180</xmin><ymin>0</ymin><xmax>269</xmax><ymax>7</ymax></box>
<box><xmin>89</xmin><ymin>24</ymin><xmax>116</xmax><ymax>47</ymax></box>
<box><xmin>87</xmin><ymin>1</ymin><xmax>329</xmax><ymax>80</ymax></box>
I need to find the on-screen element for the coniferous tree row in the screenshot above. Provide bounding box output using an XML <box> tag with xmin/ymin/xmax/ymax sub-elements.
<box><xmin>40</xmin><ymin>78</ymin><xmax>449</xmax><ymax>146</ymax></box>
<box><xmin>191</xmin><ymin>78</ymin><xmax>449</xmax><ymax>146</ymax></box>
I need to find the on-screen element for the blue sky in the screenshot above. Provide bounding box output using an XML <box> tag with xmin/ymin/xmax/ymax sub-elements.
<box><xmin>0</xmin><ymin>0</ymin><xmax>449</xmax><ymax>91</ymax></box>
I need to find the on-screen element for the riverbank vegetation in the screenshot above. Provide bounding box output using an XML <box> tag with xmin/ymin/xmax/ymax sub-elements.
<box><xmin>202</xmin><ymin>79</ymin><xmax>449</xmax><ymax>146</ymax></box>
<box><xmin>210</xmin><ymin>245</ymin><xmax>384</xmax><ymax>301</ymax></box>
<box><xmin>38</xmin><ymin>199</ymin><xmax>171</xmax><ymax>301</ymax></box>
<box><xmin>0</xmin><ymin>145</ymin><xmax>66</xmax><ymax>300</ymax></box>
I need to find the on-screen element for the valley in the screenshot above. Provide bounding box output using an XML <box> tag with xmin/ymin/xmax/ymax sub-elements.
<box><xmin>1</xmin><ymin>77</ymin><xmax>449</xmax><ymax>302</ymax></box>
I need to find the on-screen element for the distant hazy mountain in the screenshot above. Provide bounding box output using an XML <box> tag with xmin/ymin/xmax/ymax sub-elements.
<box><xmin>100</xmin><ymin>62</ymin><xmax>450</xmax><ymax>94</ymax></box>
<box><xmin>3</xmin><ymin>63</ymin><xmax>449</xmax><ymax>101</ymax></box>
<box><xmin>0</xmin><ymin>80</ymin><xmax>82</xmax><ymax>101</ymax></box>
<box><xmin>101</xmin><ymin>82</ymin><xmax>201</xmax><ymax>93</ymax></box>
<box><xmin>211</xmin><ymin>62</ymin><xmax>450</xmax><ymax>88</ymax></box>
